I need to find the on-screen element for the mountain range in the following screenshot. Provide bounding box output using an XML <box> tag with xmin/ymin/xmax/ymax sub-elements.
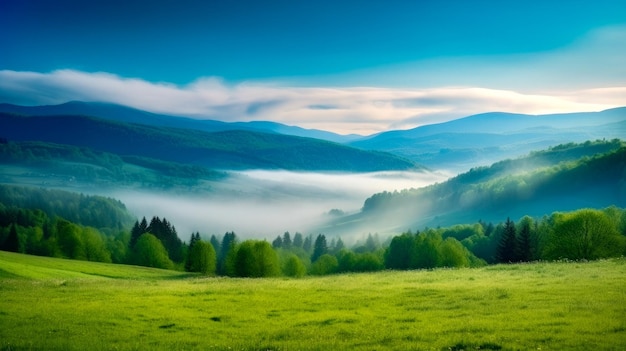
<box><xmin>0</xmin><ymin>112</ymin><xmax>417</xmax><ymax>172</ymax></box>
<box><xmin>350</xmin><ymin>107</ymin><xmax>626</xmax><ymax>171</ymax></box>
<box><xmin>2</xmin><ymin>102</ymin><xmax>624</xmax><ymax>173</ymax></box>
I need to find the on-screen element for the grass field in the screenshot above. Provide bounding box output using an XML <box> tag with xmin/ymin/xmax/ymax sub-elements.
<box><xmin>1</xmin><ymin>251</ymin><xmax>625</xmax><ymax>350</ymax></box>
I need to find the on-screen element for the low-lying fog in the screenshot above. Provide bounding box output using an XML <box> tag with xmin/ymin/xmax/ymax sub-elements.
<box><xmin>110</xmin><ymin>170</ymin><xmax>450</xmax><ymax>241</ymax></box>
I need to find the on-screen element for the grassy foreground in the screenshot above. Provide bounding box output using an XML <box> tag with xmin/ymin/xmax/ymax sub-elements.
<box><xmin>1</xmin><ymin>251</ymin><xmax>625</xmax><ymax>350</ymax></box>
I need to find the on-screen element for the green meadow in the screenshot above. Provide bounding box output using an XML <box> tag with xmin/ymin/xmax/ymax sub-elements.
<box><xmin>1</xmin><ymin>251</ymin><xmax>625</xmax><ymax>351</ymax></box>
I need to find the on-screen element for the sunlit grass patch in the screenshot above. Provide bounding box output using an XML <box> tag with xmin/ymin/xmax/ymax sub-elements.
<box><xmin>1</xmin><ymin>252</ymin><xmax>625</xmax><ymax>350</ymax></box>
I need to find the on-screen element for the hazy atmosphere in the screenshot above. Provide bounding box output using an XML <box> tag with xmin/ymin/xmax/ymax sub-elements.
<box><xmin>2</xmin><ymin>1</ymin><xmax>626</xmax><ymax>350</ymax></box>
<box><xmin>109</xmin><ymin>170</ymin><xmax>449</xmax><ymax>240</ymax></box>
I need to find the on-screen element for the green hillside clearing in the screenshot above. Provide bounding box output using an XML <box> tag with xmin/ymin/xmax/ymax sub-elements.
<box><xmin>1</xmin><ymin>251</ymin><xmax>624</xmax><ymax>350</ymax></box>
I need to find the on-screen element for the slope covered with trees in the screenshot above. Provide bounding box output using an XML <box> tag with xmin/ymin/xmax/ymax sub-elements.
<box><xmin>0</xmin><ymin>112</ymin><xmax>418</xmax><ymax>172</ymax></box>
<box><xmin>324</xmin><ymin>140</ymin><xmax>626</xmax><ymax>235</ymax></box>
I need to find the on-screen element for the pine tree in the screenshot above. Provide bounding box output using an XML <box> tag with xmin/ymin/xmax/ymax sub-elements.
<box><xmin>302</xmin><ymin>235</ymin><xmax>312</xmax><ymax>252</ymax></box>
<box><xmin>497</xmin><ymin>218</ymin><xmax>517</xmax><ymax>263</ymax></box>
<box><xmin>292</xmin><ymin>232</ymin><xmax>303</xmax><ymax>248</ymax></box>
<box><xmin>282</xmin><ymin>232</ymin><xmax>292</xmax><ymax>249</ymax></box>
<box><xmin>1</xmin><ymin>223</ymin><xmax>20</xmax><ymax>252</ymax></box>
<box><xmin>210</xmin><ymin>235</ymin><xmax>221</xmax><ymax>255</ymax></box>
<box><xmin>516</xmin><ymin>217</ymin><xmax>533</xmax><ymax>262</ymax></box>
<box><xmin>272</xmin><ymin>235</ymin><xmax>283</xmax><ymax>248</ymax></box>
<box><xmin>311</xmin><ymin>234</ymin><xmax>328</xmax><ymax>262</ymax></box>
<box><xmin>185</xmin><ymin>232</ymin><xmax>201</xmax><ymax>272</ymax></box>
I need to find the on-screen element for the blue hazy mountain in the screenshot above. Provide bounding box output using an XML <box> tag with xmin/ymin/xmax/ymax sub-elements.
<box><xmin>0</xmin><ymin>101</ymin><xmax>361</xmax><ymax>143</ymax></box>
<box><xmin>349</xmin><ymin>107</ymin><xmax>626</xmax><ymax>171</ymax></box>
<box><xmin>0</xmin><ymin>112</ymin><xmax>417</xmax><ymax>172</ymax></box>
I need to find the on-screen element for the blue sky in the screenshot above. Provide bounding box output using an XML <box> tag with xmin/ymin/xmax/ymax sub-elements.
<box><xmin>1</xmin><ymin>0</ymin><xmax>625</xmax><ymax>134</ymax></box>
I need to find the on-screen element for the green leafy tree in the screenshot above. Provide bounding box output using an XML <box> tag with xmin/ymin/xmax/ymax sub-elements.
<box><xmin>56</xmin><ymin>218</ymin><xmax>86</xmax><ymax>260</ymax></box>
<box><xmin>134</xmin><ymin>233</ymin><xmax>173</xmax><ymax>269</ymax></box>
<box><xmin>385</xmin><ymin>233</ymin><xmax>414</xmax><ymax>270</ymax></box>
<box><xmin>439</xmin><ymin>238</ymin><xmax>470</xmax><ymax>268</ymax></box>
<box><xmin>412</xmin><ymin>231</ymin><xmax>441</xmax><ymax>269</ymax></box>
<box><xmin>187</xmin><ymin>240</ymin><xmax>217</xmax><ymax>275</ymax></box>
<box><xmin>82</xmin><ymin>227</ymin><xmax>111</xmax><ymax>263</ymax></box>
<box><xmin>234</xmin><ymin>240</ymin><xmax>280</xmax><ymax>278</ymax></box>
<box><xmin>282</xmin><ymin>254</ymin><xmax>306</xmax><ymax>277</ymax></box>
<box><xmin>543</xmin><ymin>209</ymin><xmax>624</xmax><ymax>260</ymax></box>
<box><xmin>310</xmin><ymin>254</ymin><xmax>338</xmax><ymax>275</ymax></box>
<box><xmin>336</xmin><ymin>249</ymin><xmax>356</xmax><ymax>272</ymax></box>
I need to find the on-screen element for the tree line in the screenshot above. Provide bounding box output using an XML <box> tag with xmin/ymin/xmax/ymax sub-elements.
<box><xmin>1</xmin><ymin>185</ymin><xmax>625</xmax><ymax>276</ymax></box>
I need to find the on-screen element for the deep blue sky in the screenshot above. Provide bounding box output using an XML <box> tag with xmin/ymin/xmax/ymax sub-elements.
<box><xmin>2</xmin><ymin>0</ymin><xmax>625</xmax><ymax>84</ymax></box>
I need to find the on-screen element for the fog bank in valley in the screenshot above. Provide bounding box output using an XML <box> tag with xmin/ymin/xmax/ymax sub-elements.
<box><xmin>111</xmin><ymin>170</ymin><xmax>449</xmax><ymax>241</ymax></box>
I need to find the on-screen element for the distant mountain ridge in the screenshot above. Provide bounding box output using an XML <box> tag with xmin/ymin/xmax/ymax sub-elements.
<box><xmin>0</xmin><ymin>112</ymin><xmax>418</xmax><ymax>172</ymax></box>
<box><xmin>0</xmin><ymin>101</ymin><xmax>362</xmax><ymax>143</ymax></box>
<box><xmin>349</xmin><ymin>107</ymin><xmax>626</xmax><ymax>171</ymax></box>
<box><xmin>2</xmin><ymin>101</ymin><xmax>625</xmax><ymax>172</ymax></box>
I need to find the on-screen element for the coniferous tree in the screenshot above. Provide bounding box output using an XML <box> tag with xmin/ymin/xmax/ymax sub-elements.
<box><xmin>311</xmin><ymin>234</ymin><xmax>328</xmax><ymax>262</ymax></box>
<box><xmin>272</xmin><ymin>235</ymin><xmax>283</xmax><ymax>248</ymax></box>
<box><xmin>302</xmin><ymin>234</ymin><xmax>312</xmax><ymax>252</ymax></box>
<box><xmin>209</xmin><ymin>235</ymin><xmax>221</xmax><ymax>255</ymax></box>
<box><xmin>517</xmin><ymin>216</ymin><xmax>533</xmax><ymax>262</ymax></box>
<box><xmin>497</xmin><ymin>218</ymin><xmax>517</xmax><ymax>263</ymax></box>
<box><xmin>1</xmin><ymin>223</ymin><xmax>20</xmax><ymax>252</ymax></box>
<box><xmin>185</xmin><ymin>232</ymin><xmax>201</xmax><ymax>272</ymax></box>
<box><xmin>292</xmin><ymin>232</ymin><xmax>303</xmax><ymax>248</ymax></box>
<box><xmin>282</xmin><ymin>232</ymin><xmax>292</xmax><ymax>249</ymax></box>
<box><xmin>129</xmin><ymin>219</ymin><xmax>144</xmax><ymax>248</ymax></box>
<box><xmin>218</xmin><ymin>231</ymin><xmax>237</xmax><ymax>275</ymax></box>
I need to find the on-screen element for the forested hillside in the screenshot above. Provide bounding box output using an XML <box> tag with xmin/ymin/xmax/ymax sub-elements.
<box><xmin>0</xmin><ymin>112</ymin><xmax>415</xmax><ymax>171</ymax></box>
<box><xmin>323</xmin><ymin>140</ymin><xmax>626</xmax><ymax>235</ymax></box>
<box><xmin>0</xmin><ymin>140</ymin><xmax>226</xmax><ymax>189</ymax></box>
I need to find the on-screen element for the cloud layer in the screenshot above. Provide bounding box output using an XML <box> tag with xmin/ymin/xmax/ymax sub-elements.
<box><xmin>2</xmin><ymin>68</ymin><xmax>624</xmax><ymax>135</ymax></box>
<box><xmin>0</xmin><ymin>26</ymin><xmax>624</xmax><ymax>135</ymax></box>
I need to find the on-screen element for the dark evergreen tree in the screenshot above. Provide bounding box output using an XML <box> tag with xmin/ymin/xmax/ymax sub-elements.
<box><xmin>516</xmin><ymin>216</ymin><xmax>533</xmax><ymax>262</ymax></box>
<box><xmin>185</xmin><ymin>232</ymin><xmax>201</xmax><ymax>272</ymax></box>
<box><xmin>129</xmin><ymin>219</ymin><xmax>143</xmax><ymax>248</ymax></box>
<box><xmin>334</xmin><ymin>237</ymin><xmax>345</xmax><ymax>252</ymax></box>
<box><xmin>210</xmin><ymin>234</ymin><xmax>221</xmax><ymax>255</ymax></box>
<box><xmin>302</xmin><ymin>234</ymin><xmax>312</xmax><ymax>252</ymax></box>
<box><xmin>282</xmin><ymin>231</ymin><xmax>292</xmax><ymax>249</ymax></box>
<box><xmin>272</xmin><ymin>235</ymin><xmax>283</xmax><ymax>248</ymax></box>
<box><xmin>311</xmin><ymin>234</ymin><xmax>328</xmax><ymax>262</ymax></box>
<box><xmin>497</xmin><ymin>217</ymin><xmax>517</xmax><ymax>263</ymax></box>
<box><xmin>218</xmin><ymin>231</ymin><xmax>237</xmax><ymax>275</ymax></box>
<box><xmin>292</xmin><ymin>232</ymin><xmax>303</xmax><ymax>248</ymax></box>
<box><xmin>1</xmin><ymin>223</ymin><xmax>20</xmax><ymax>252</ymax></box>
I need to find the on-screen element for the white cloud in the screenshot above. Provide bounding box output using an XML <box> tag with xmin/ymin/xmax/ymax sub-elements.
<box><xmin>0</xmin><ymin>26</ymin><xmax>625</xmax><ymax>135</ymax></box>
<box><xmin>0</xmin><ymin>68</ymin><xmax>623</xmax><ymax>135</ymax></box>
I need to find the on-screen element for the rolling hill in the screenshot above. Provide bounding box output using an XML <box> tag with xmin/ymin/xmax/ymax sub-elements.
<box><xmin>349</xmin><ymin>107</ymin><xmax>626</xmax><ymax>171</ymax></box>
<box><xmin>321</xmin><ymin>140</ymin><xmax>626</xmax><ymax>236</ymax></box>
<box><xmin>0</xmin><ymin>112</ymin><xmax>418</xmax><ymax>172</ymax></box>
<box><xmin>0</xmin><ymin>101</ymin><xmax>361</xmax><ymax>143</ymax></box>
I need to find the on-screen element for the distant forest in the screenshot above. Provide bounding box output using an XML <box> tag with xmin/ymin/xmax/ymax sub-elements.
<box><xmin>1</xmin><ymin>183</ymin><xmax>625</xmax><ymax>277</ymax></box>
